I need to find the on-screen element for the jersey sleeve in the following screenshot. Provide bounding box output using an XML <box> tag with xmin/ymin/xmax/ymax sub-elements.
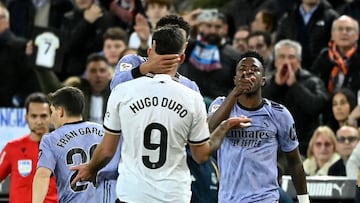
<box><xmin>207</xmin><ymin>96</ymin><xmax>225</xmax><ymax>116</ymax></box>
<box><xmin>103</xmin><ymin>89</ymin><xmax>122</xmax><ymax>134</ymax></box>
<box><xmin>188</xmin><ymin>94</ymin><xmax>210</xmax><ymax>144</ymax></box>
<box><xmin>0</xmin><ymin>144</ymin><xmax>12</xmax><ymax>181</ymax></box>
<box><xmin>178</xmin><ymin>75</ymin><xmax>200</xmax><ymax>93</ymax></box>
<box><xmin>37</xmin><ymin>135</ymin><xmax>56</xmax><ymax>173</ymax></box>
<box><xmin>110</xmin><ymin>54</ymin><xmax>144</xmax><ymax>90</ymax></box>
<box><xmin>275</xmin><ymin>105</ymin><xmax>299</xmax><ymax>153</ymax></box>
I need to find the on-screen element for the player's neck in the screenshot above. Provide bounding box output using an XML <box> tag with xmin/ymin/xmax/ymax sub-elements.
<box><xmin>238</xmin><ymin>94</ymin><xmax>263</xmax><ymax>109</ymax></box>
<box><xmin>61</xmin><ymin>116</ymin><xmax>83</xmax><ymax>126</ymax></box>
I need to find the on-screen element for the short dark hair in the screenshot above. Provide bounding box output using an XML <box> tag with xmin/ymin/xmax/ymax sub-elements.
<box><xmin>247</xmin><ymin>31</ymin><xmax>272</xmax><ymax>47</ymax></box>
<box><xmin>24</xmin><ymin>92</ymin><xmax>49</xmax><ymax>113</ymax></box>
<box><xmin>156</xmin><ymin>14</ymin><xmax>190</xmax><ymax>39</ymax></box>
<box><xmin>86</xmin><ymin>53</ymin><xmax>108</xmax><ymax>66</ymax></box>
<box><xmin>239</xmin><ymin>51</ymin><xmax>265</xmax><ymax>65</ymax></box>
<box><xmin>152</xmin><ymin>25</ymin><xmax>185</xmax><ymax>55</ymax></box>
<box><xmin>103</xmin><ymin>27</ymin><xmax>128</xmax><ymax>43</ymax></box>
<box><xmin>48</xmin><ymin>87</ymin><xmax>85</xmax><ymax>117</ymax></box>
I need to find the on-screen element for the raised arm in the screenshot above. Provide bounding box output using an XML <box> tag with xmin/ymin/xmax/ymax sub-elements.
<box><xmin>191</xmin><ymin>116</ymin><xmax>252</xmax><ymax>164</ymax></box>
<box><xmin>70</xmin><ymin>132</ymin><xmax>120</xmax><ymax>185</ymax></box>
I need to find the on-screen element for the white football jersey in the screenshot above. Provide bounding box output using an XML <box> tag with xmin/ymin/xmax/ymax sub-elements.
<box><xmin>34</xmin><ymin>32</ymin><xmax>59</xmax><ymax>68</ymax></box>
<box><xmin>104</xmin><ymin>74</ymin><xmax>210</xmax><ymax>203</ymax></box>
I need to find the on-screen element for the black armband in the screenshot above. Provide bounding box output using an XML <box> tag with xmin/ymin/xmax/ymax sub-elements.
<box><xmin>131</xmin><ymin>66</ymin><xmax>143</xmax><ymax>78</ymax></box>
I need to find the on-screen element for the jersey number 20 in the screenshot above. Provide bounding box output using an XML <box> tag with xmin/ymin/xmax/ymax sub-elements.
<box><xmin>67</xmin><ymin>144</ymin><xmax>97</xmax><ymax>192</ymax></box>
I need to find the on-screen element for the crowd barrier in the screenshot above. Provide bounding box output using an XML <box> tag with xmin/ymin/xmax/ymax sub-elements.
<box><xmin>282</xmin><ymin>175</ymin><xmax>356</xmax><ymax>202</ymax></box>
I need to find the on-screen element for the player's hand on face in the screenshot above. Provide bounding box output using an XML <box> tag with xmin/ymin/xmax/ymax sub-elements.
<box><xmin>275</xmin><ymin>63</ymin><xmax>289</xmax><ymax>85</ymax></box>
<box><xmin>233</xmin><ymin>72</ymin><xmax>256</xmax><ymax>96</ymax></box>
<box><xmin>69</xmin><ymin>163</ymin><xmax>95</xmax><ymax>187</ymax></box>
<box><xmin>145</xmin><ymin>41</ymin><xmax>180</xmax><ymax>74</ymax></box>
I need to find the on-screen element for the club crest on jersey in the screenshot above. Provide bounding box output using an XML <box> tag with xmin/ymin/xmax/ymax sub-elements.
<box><xmin>210</xmin><ymin>104</ymin><xmax>220</xmax><ymax>113</ymax></box>
<box><xmin>289</xmin><ymin>123</ymin><xmax>297</xmax><ymax>141</ymax></box>
<box><xmin>119</xmin><ymin>63</ymin><xmax>132</xmax><ymax>71</ymax></box>
<box><xmin>18</xmin><ymin>159</ymin><xmax>32</xmax><ymax>177</ymax></box>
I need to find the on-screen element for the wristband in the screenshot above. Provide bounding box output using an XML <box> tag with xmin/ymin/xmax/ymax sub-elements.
<box><xmin>297</xmin><ymin>194</ymin><xmax>310</xmax><ymax>203</ymax></box>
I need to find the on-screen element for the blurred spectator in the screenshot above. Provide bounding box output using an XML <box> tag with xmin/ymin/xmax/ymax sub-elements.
<box><xmin>262</xmin><ymin>39</ymin><xmax>328</xmax><ymax>156</ymax></box>
<box><xmin>60</xmin><ymin>0</ymin><xmax>115</xmax><ymax>79</ymax></box>
<box><xmin>303</xmin><ymin>126</ymin><xmax>340</xmax><ymax>176</ymax></box>
<box><xmin>5</xmin><ymin>0</ymin><xmax>73</xmax><ymax>39</ymax></box>
<box><xmin>250</xmin><ymin>8</ymin><xmax>277</xmax><ymax>42</ymax></box>
<box><xmin>0</xmin><ymin>5</ymin><xmax>40</xmax><ymax>107</ymax></box>
<box><xmin>346</xmin><ymin>127</ymin><xmax>360</xmax><ymax>179</ymax></box>
<box><xmin>342</xmin><ymin>1</ymin><xmax>360</xmax><ymax>38</ymax></box>
<box><xmin>326</xmin><ymin>88</ymin><xmax>357</xmax><ymax>133</ymax></box>
<box><xmin>221</xmin><ymin>0</ymin><xmax>300</xmax><ymax>39</ymax></box>
<box><xmin>232</xmin><ymin>25</ymin><xmax>250</xmax><ymax>54</ymax></box>
<box><xmin>128</xmin><ymin>0</ymin><xmax>171</xmax><ymax>51</ymax></box>
<box><xmin>35</xmin><ymin>53</ymin><xmax>112</xmax><ymax>123</ymax></box>
<box><xmin>179</xmin><ymin>11</ymin><xmax>240</xmax><ymax>107</ymax></box>
<box><xmin>328</xmin><ymin>0</ymin><xmax>349</xmax><ymax>13</ymax></box>
<box><xmin>328</xmin><ymin>125</ymin><xmax>360</xmax><ymax>176</ymax></box>
<box><xmin>276</xmin><ymin>0</ymin><xmax>339</xmax><ymax>69</ymax></box>
<box><xmin>103</xmin><ymin>0</ymin><xmax>145</xmax><ymax>31</ymax></box>
<box><xmin>348</xmin><ymin>104</ymin><xmax>360</xmax><ymax>128</ymax></box>
<box><xmin>0</xmin><ymin>92</ymin><xmax>58</xmax><ymax>203</ymax></box>
<box><xmin>101</xmin><ymin>27</ymin><xmax>128</xmax><ymax>70</ymax></box>
<box><xmin>247</xmin><ymin>31</ymin><xmax>274</xmax><ymax>75</ymax></box>
<box><xmin>311</xmin><ymin>15</ymin><xmax>360</xmax><ymax>95</ymax></box>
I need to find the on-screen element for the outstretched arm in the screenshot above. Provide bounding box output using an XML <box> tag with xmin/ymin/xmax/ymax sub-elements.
<box><xmin>191</xmin><ymin>116</ymin><xmax>252</xmax><ymax>163</ymax></box>
<box><xmin>70</xmin><ymin>132</ymin><xmax>120</xmax><ymax>185</ymax></box>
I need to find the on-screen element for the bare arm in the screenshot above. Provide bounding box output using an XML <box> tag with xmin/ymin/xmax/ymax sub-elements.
<box><xmin>208</xmin><ymin>90</ymin><xmax>238</xmax><ymax>132</ymax></box>
<box><xmin>191</xmin><ymin>117</ymin><xmax>252</xmax><ymax>163</ymax></box>
<box><xmin>32</xmin><ymin>167</ymin><xmax>52</xmax><ymax>203</ymax></box>
<box><xmin>285</xmin><ymin>148</ymin><xmax>308</xmax><ymax>197</ymax></box>
<box><xmin>70</xmin><ymin>132</ymin><xmax>120</xmax><ymax>185</ymax></box>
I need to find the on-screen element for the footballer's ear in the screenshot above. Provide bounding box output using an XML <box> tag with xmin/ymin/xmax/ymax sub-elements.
<box><xmin>179</xmin><ymin>53</ymin><xmax>186</xmax><ymax>64</ymax></box>
<box><xmin>147</xmin><ymin>47</ymin><xmax>152</xmax><ymax>56</ymax></box>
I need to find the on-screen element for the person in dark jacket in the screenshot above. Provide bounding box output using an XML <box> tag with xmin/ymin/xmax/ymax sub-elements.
<box><xmin>262</xmin><ymin>39</ymin><xmax>329</xmax><ymax>156</ymax></box>
<box><xmin>0</xmin><ymin>5</ymin><xmax>40</xmax><ymax>107</ymax></box>
<box><xmin>60</xmin><ymin>0</ymin><xmax>115</xmax><ymax>79</ymax></box>
<box><xmin>275</xmin><ymin>0</ymin><xmax>339</xmax><ymax>68</ymax></box>
<box><xmin>329</xmin><ymin>125</ymin><xmax>360</xmax><ymax>176</ymax></box>
<box><xmin>310</xmin><ymin>15</ymin><xmax>360</xmax><ymax>96</ymax></box>
<box><xmin>178</xmin><ymin>11</ymin><xmax>240</xmax><ymax>107</ymax></box>
<box><xmin>34</xmin><ymin>53</ymin><xmax>111</xmax><ymax>122</ymax></box>
<box><xmin>6</xmin><ymin>0</ymin><xmax>73</xmax><ymax>39</ymax></box>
